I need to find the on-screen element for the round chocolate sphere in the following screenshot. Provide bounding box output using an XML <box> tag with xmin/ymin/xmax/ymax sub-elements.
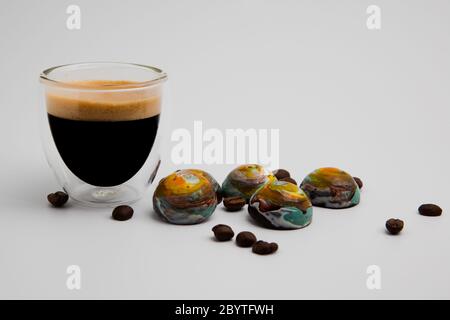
<box><xmin>221</xmin><ymin>164</ymin><xmax>274</xmax><ymax>202</ymax></box>
<box><xmin>300</xmin><ymin>167</ymin><xmax>360</xmax><ymax>209</ymax></box>
<box><xmin>153</xmin><ymin>169</ymin><xmax>219</xmax><ymax>224</ymax></box>
<box><xmin>248</xmin><ymin>180</ymin><xmax>313</xmax><ymax>229</ymax></box>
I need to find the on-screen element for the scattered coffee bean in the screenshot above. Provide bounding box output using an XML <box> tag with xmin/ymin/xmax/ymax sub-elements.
<box><xmin>236</xmin><ymin>231</ymin><xmax>257</xmax><ymax>247</ymax></box>
<box><xmin>418</xmin><ymin>204</ymin><xmax>442</xmax><ymax>217</ymax></box>
<box><xmin>353</xmin><ymin>177</ymin><xmax>363</xmax><ymax>189</ymax></box>
<box><xmin>223</xmin><ymin>196</ymin><xmax>246</xmax><ymax>211</ymax></box>
<box><xmin>47</xmin><ymin>191</ymin><xmax>69</xmax><ymax>207</ymax></box>
<box><xmin>269</xmin><ymin>242</ymin><xmax>279</xmax><ymax>253</ymax></box>
<box><xmin>112</xmin><ymin>205</ymin><xmax>134</xmax><ymax>221</ymax></box>
<box><xmin>280</xmin><ymin>177</ymin><xmax>297</xmax><ymax>185</ymax></box>
<box><xmin>212</xmin><ymin>224</ymin><xmax>234</xmax><ymax>241</ymax></box>
<box><xmin>385</xmin><ymin>218</ymin><xmax>404</xmax><ymax>235</ymax></box>
<box><xmin>252</xmin><ymin>240</ymin><xmax>278</xmax><ymax>255</ymax></box>
<box><xmin>273</xmin><ymin>169</ymin><xmax>290</xmax><ymax>180</ymax></box>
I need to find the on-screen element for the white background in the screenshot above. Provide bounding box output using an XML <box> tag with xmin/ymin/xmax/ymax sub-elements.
<box><xmin>0</xmin><ymin>0</ymin><xmax>449</xmax><ymax>299</ymax></box>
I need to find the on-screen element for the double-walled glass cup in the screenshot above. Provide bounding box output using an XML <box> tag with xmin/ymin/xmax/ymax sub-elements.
<box><xmin>39</xmin><ymin>62</ymin><xmax>167</xmax><ymax>207</ymax></box>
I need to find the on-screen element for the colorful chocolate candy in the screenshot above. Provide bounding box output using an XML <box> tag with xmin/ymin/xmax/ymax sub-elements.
<box><xmin>248</xmin><ymin>180</ymin><xmax>313</xmax><ymax>229</ymax></box>
<box><xmin>222</xmin><ymin>164</ymin><xmax>274</xmax><ymax>202</ymax></box>
<box><xmin>300</xmin><ymin>167</ymin><xmax>360</xmax><ymax>209</ymax></box>
<box><xmin>153</xmin><ymin>169</ymin><xmax>220</xmax><ymax>224</ymax></box>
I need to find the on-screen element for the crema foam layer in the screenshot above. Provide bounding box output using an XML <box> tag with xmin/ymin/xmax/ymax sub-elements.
<box><xmin>46</xmin><ymin>80</ymin><xmax>161</xmax><ymax>121</ymax></box>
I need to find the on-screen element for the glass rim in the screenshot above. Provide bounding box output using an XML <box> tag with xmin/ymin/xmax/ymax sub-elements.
<box><xmin>39</xmin><ymin>62</ymin><xmax>167</xmax><ymax>90</ymax></box>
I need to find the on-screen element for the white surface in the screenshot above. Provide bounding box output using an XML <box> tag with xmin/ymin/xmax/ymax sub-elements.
<box><xmin>0</xmin><ymin>0</ymin><xmax>449</xmax><ymax>299</ymax></box>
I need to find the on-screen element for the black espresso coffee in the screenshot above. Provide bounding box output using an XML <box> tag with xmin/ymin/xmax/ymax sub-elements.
<box><xmin>46</xmin><ymin>80</ymin><xmax>160</xmax><ymax>187</ymax></box>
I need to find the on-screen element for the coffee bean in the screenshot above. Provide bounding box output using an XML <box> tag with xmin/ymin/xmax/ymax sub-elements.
<box><xmin>280</xmin><ymin>177</ymin><xmax>297</xmax><ymax>185</ymax></box>
<box><xmin>47</xmin><ymin>191</ymin><xmax>69</xmax><ymax>207</ymax></box>
<box><xmin>236</xmin><ymin>231</ymin><xmax>257</xmax><ymax>247</ymax></box>
<box><xmin>223</xmin><ymin>196</ymin><xmax>246</xmax><ymax>211</ymax></box>
<box><xmin>353</xmin><ymin>177</ymin><xmax>363</xmax><ymax>189</ymax></box>
<box><xmin>418</xmin><ymin>204</ymin><xmax>442</xmax><ymax>217</ymax></box>
<box><xmin>252</xmin><ymin>240</ymin><xmax>278</xmax><ymax>255</ymax></box>
<box><xmin>385</xmin><ymin>218</ymin><xmax>404</xmax><ymax>235</ymax></box>
<box><xmin>269</xmin><ymin>242</ymin><xmax>279</xmax><ymax>253</ymax></box>
<box><xmin>273</xmin><ymin>169</ymin><xmax>290</xmax><ymax>180</ymax></box>
<box><xmin>112</xmin><ymin>205</ymin><xmax>134</xmax><ymax>221</ymax></box>
<box><xmin>212</xmin><ymin>224</ymin><xmax>234</xmax><ymax>241</ymax></box>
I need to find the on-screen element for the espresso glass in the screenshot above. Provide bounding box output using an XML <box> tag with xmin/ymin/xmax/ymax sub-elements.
<box><xmin>39</xmin><ymin>62</ymin><xmax>167</xmax><ymax>207</ymax></box>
